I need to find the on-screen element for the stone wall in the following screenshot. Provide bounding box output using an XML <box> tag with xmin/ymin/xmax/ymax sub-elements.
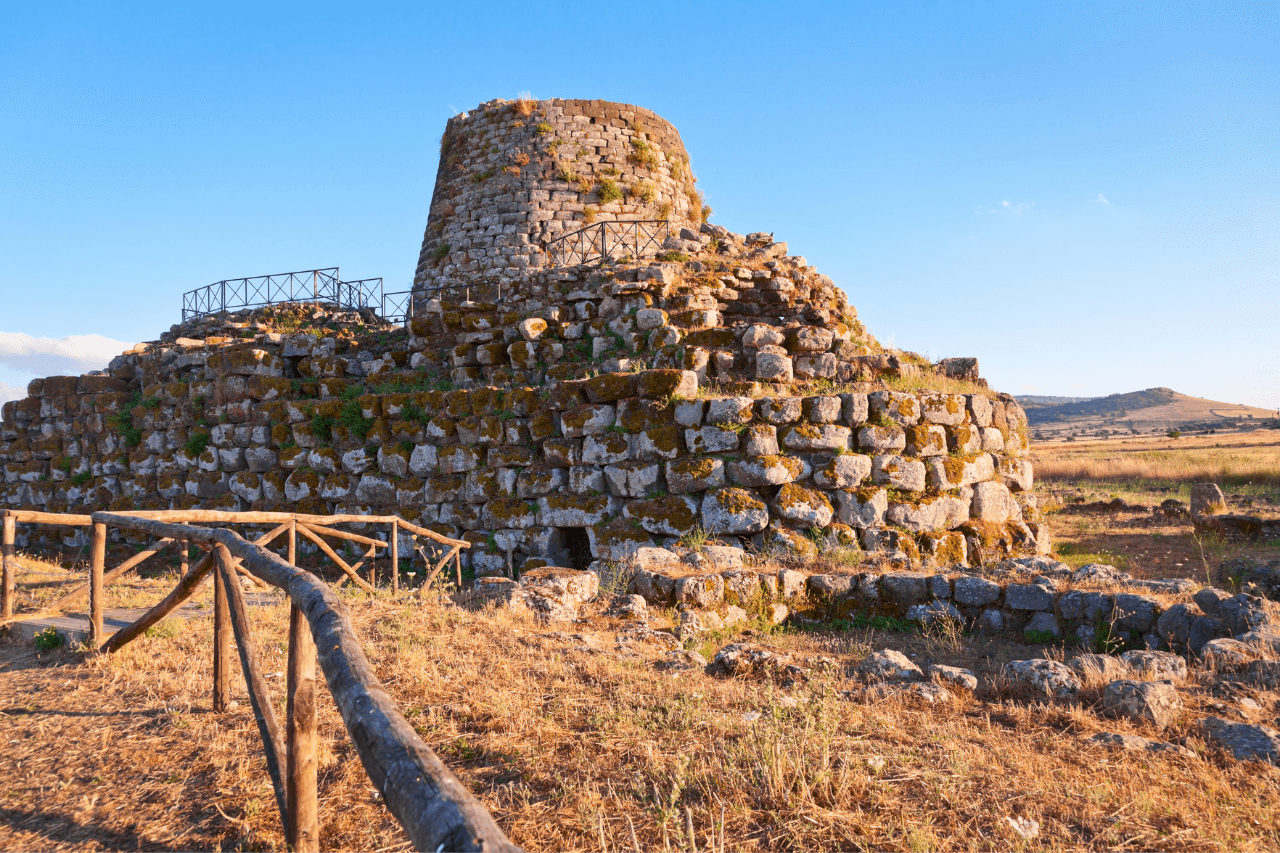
<box><xmin>414</xmin><ymin>98</ymin><xmax>704</xmax><ymax>295</ymax></box>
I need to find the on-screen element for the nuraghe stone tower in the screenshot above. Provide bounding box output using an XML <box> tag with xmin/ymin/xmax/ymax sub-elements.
<box><xmin>0</xmin><ymin>97</ymin><xmax>1046</xmax><ymax>576</ymax></box>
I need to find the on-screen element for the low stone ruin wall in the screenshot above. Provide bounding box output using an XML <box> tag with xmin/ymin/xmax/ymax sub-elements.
<box><xmin>617</xmin><ymin>550</ymin><xmax>1276</xmax><ymax>657</ymax></box>
<box><xmin>0</xmin><ymin>356</ymin><xmax>1043</xmax><ymax>572</ymax></box>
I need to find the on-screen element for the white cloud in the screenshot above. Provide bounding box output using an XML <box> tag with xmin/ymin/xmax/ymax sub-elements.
<box><xmin>1095</xmin><ymin>193</ymin><xmax>1111</xmax><ymax>205</ymax></box>
<box><xmin>0</xmin><ymin>380</ymin><xmax>24</xmax><ymax>407</ymax></box>
<box><xmin>977</xmin><ymin>199</ymin><xmax>1036</xmax><ymax>217</ymax></box>
<box><xmin>0</xmin><ymin>331</ymin><xmax>135</xmax><ymax>378</ymax></box>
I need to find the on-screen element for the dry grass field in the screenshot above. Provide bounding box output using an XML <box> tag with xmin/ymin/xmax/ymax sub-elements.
<box><xmin>3</xmin><ymin>565</ymin><xmax>1280</xmax><ymax>852</ymax></box>
<box><xmin>1032</xmin><ymin>429</ymin><xmax>1280</xmax><ymax>580</ymax></box>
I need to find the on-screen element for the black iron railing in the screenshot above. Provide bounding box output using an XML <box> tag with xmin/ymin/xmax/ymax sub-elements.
<box><xmin>544</xmin><ymin>219</ymin><xmax>670</xmax><ymax>267</ymax></box>
<box><xmin>181</xmin><ymin>268</ymin><xmax>394</xmax><ymax>323</ymax></box>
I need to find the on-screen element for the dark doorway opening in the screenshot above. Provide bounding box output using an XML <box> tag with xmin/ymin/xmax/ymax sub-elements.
<box><xmin>562</xmin><ymin>527</ymin><xmax>592</xmax><ymax>571</ymax></box>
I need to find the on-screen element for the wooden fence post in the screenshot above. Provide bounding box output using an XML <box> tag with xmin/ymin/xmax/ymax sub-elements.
<box><xmin>212</xmin><ymin>555</ymin><xmax>232</xmax><ymax>711</ymax></box>
<box><xmin>390</xmin><ymin>520</ymin><xmax>398</xmax><ymax>593</ymax></box>
<box><xmin>287</xmin><ymin>604</ymin><xmax>319</xmax><ymax>851</ymax></box>
<box><xmin>180</xmin><ymin>521</ymin><xmax>189</xmax><ymax>580</ymax></box>
<box><xmin>88</xmin><ymin>522</ymin><xmax>106</xmax><ymax>648</ymax></box>
<box><xmin>1</xmin><ymin>515</ymin><xmax>14</xmax><ymax>620</ymax></box>
<box><xmin>215</xmin><ymin>544</ymin><xmax>289</xmax><ymax>829</ymax></box>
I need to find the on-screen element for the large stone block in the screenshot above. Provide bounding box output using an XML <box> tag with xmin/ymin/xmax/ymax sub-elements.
<box><xmin>665</xmin><ymin>457</ymin><xmax>725</xmax><ymax>493</ymax></box>
<box><xmin>857</xmin><ymin>425</ymin><xmax>906</xmax><ymax>453</ymax></box>
<box><xmin>971</xmin><ymin>481</ymin><xmax>1018</xmax><ymax>522</ymax></box>
<box><xmin>624</xmin><ymin>494</ymin><xmax>700</xmax><ymax>537</ymax></box>
<box><xmin>868</xmin><ymin>390</ymin><xmax>920</xmax><ymax>425</ymax></box>
<box><xmin>835</xmin><ymin>487</ymin><xmax>888</xmax><ymax>529</ymax></box>
<box><xmin>582</xmin><ymin>433</ymin><xmax>632</xmax><ymax>465</ymax></box>
<box><xmin>871</xmin><ymin>454</ymin><xmax>926</xmax><ymax>492</ymax></box>
<box><xmin>536</xmin><ymin>493</ymin><xmax>614</xmax><ymax>527</ymax></box>
<box><xmin>772</xmin><ymin>483</ymin><xmax>834</xmax><ymax>527</ymax></box>
<box><xmin>728</xmin><ymin>455</ymin><xmax>806</xmax><ymax>487</ymax></box>
<box><xmin>782</xmin><ymin>423</ymin><xmax>851</xmax><ymax>452</ymax></box>
<box><xmin>685</xmin><ymin>426</ymin><xmax>740</xmax><ymax>454</ymax></box>
<box><xmin>812</xmin><ymin>453</ymin><xmax>871</xmax><ymax>489</ymax></box>
<box><xmin>701</xmin><ymin>488</ymin><xmax>769</xmax><ymax>535</ymax></box>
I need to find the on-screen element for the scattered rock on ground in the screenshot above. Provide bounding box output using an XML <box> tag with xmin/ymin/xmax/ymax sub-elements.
<box><xmin>1087</xmin><ymin>731</ymin><xmax>1195</xmax><ymax>758</ymax></box>
<box><xmin>705</xmin><ymin>643</ymin><xmax>806</xmax><ymax>682</ymax></box>
<box><xmin>1198</xmin><ymin>717</ymin><xmax>1280</xmax><ymax>763</ymax></box>
<box><xmin>1102</xmin><ymin>679</ymin><xmax>1183</xmax><ymax>730</ymax></box>
<box><xmin>1004</xmin><ymin>659</ymin><xmax>1082</xmax><ymax>700</ymax></box>
<box><xmin>930</xmin><ymin>664</ymin><xmax>978</xmax><ymax>691</ymax></box>
<box><xmin>1070</xmin><ymin>653</ymin><xmax>1132</xmax><ymax>682</ymax></box>
<box><xmin>655</xmin><ymin>649</ymin><xmax>707</xmax><ymax>672</ymax></box>
<box><xmin>858</xmin><ymin>649</ymin><xmax>924</xmax><ymax>682</ymax></box>
<box><xmin>1201</xmin><ymin>637</ymin><xmax>1258</xmax><ymax>670</ymax></box>
<box><xmin>1120</xmin><ymin>650</ymin><xmax>1188</xmax><ymax>681</ymax></box>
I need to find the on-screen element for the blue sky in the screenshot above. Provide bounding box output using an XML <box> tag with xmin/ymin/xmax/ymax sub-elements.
<box><xmin>1</xmin><ymin>2</ymin><xmax>1276</xmax><ymax>409</ymax></box>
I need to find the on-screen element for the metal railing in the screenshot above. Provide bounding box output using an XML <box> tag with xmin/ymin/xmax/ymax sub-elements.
<box><xmin>379</xmin><ymin>289</ymin><xmax>415</xmax><ymax>324</ymax></box>
<box><xmin>181</xmin><ymin>268</ymin><xmax>391</xmax><ymax>323</ymax></box>
<box><xmin>544</xmin><ymin>219</ymin><xmax>670</xmax><ymax>267</ymax></box>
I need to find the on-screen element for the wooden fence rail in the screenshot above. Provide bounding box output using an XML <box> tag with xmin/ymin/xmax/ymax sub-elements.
<box><xmin>0</xmin><ymin>508</ymin><xmax>469</xmax><ymax>630</ymax></box>
<box><xmin>0</xmin><ymin>509</ymin><xmax>499</xmax><ymax>852</ymax></box>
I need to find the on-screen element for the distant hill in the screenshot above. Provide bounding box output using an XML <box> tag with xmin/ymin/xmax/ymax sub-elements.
<box><xmin>1015</xmin><ymin>387</ymin><xmax>1279</xmax><ymax>439</ymax></box>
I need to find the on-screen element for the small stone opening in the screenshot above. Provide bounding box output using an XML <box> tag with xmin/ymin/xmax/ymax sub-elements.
<box><xmin>561</xmin><ymin>527</ymin><xmax>592</xmax><ymax>571</ymax></box>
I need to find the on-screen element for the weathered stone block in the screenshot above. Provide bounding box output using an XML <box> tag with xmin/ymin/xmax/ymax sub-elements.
<box><xmin>871</xmin><ymin>454</ymin><xmax>926</xmax><ymax>492</ymax></box>
<box><xmin>701</xmin><ymin>487</ymin><xmax>769</xmax><ymax>535</ymax></box>
<box><xmin>728</xmin><ymin>455</ymin><xmax>806</xmax><ymax>487</ymax></box>
<box><xmin>835</xmin><ymin>487</ymin><xmax>888</xmax><ymax>529</ymax></box>
<box><xmin>665</xmin><ymin>457</ymin><xmax>725</xmax><ymax>494</ymax></box>
<box><xmin>561</xmin><ymin>404</ymin><xmax>615</xmax><ymax>437</ymax></box>
<box><xmin>954</xmin><ymin>575</ymin><xmax>1001</xmax><ymax>606</ymax></box>
<box><xmin>582</xmin><ymin>433</ymin><xmax>631</xmax><ymax>465</ymax></box>
<box><xmin>772</xmin><ymin>483</ymin><xmax>834</xmax><ymax>526</ymax></box>
<box><xmin>868</xmin><ymin>390</ymin><xmax>920</xmax><ymax>425</ymax></box>
<box><xmin>1006</xmin><ymin>580</ymin><xmax>1057</xmax><ymax>611</ymax></box>
<box><xmin>756</xmin><ymin>397</ymin><xmax>802</xmax><ymax>424</ymax></box>
<box><xmin>971</xmin><ymin>481</ymin><xmax>1018</xmax><ymax>523</ymax></box>
<box><xmin>637</xmin><ymin>369</ymin><xmax>697</xmax><ymax>400</ymax></box>
<box><xmin>685</xmin><ymin>426</ymin><xmax>740</xmax><ymax>454</ymax></box>
<box><xmin>536</xmin><ymin>493</ymin><xmax>613</xmax><ymax>527</ymax></box>
<box><xmin>624</xmin><ymin>494</ymin><xmax>700</xmax><ymax>537</ymax></box>
<box><xmin>783</xmin><ymin>423</ymin><xmax>851</xmax><ymax>452</ymax></box>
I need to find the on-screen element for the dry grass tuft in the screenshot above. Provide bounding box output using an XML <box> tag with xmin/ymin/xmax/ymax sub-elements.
<box><xmin>513</xmin><ymin>92</ymin><xmax>536</xmax><ymax>117</ymax></box>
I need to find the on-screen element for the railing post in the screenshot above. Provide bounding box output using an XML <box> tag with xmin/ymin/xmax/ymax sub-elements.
<box><xmin>88</xmin><ymin>522</ymin><xmax>106</xmax><ymax>648</ymax></box>
<box><xmin>213</xmin><ymin>553</ymin><xmax>232</xmax><ymax>711</ymax></box>
<box><xmin>179</xmin><ymin>522</ymin><xmax>189</xmax><ymax>581</ymax></box>
<box><xmin>1</xmin><ymin>515</ymin><xmax>15</xmax><ymax>620</ymax></box>
<box><xmin>220</xmin><ymin>280</ymin><xmax>226</xmax><ymax>314</ymax></box>
<box><xmin>287</xmin><ymin>602</ymin><xmax>319</xmax><ymax>852</ymax></box>
<box><xmin>390</xmin><ymin>520</ymin><xmax>398</xmax><ymax>593</ymax></box>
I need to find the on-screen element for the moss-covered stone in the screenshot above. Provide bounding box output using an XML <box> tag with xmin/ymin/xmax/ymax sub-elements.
<box><xmin>624</xmin><ymin>494</ymin><xmax>700</xmax><ymax>537</ymax></box>
<box><xmin>772</xmin><ymin>483</ymin><xmax>834</xmax><ymax>526</ymax></box>
<box><xmin>584</xmin><ymin>372</ymin><xmax>637</xmax><ymax>403</ymax></box>
<box><xmin>665</xmin><ymin>456</ymin><xmax>725</xmax><ymax>494</ymax></box>
<box><xmin>701</xmin><ymin>487</ymin><xmax>769</xmax><ymax>535</ymax></box>
<box><xmin>636</xmin><ymin>369</ymin><xmax>697</xmax><ymax>400</ymax></box>
<box><xmin>728</xmin><ymin>455</ymin><xmax>805</xmax><ymax>487</ymax></box>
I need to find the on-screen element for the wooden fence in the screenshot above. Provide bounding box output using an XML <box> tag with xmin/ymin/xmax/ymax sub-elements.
<box><xmin>0</xmin><ymin>508</ymin><xmax>521</xmax><ymax>853</ymax></box>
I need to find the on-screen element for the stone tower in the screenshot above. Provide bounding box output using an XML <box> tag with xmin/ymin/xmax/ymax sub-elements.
<box><xmin>413</xmin><ymin>98</ymin><xmax>706</xmax><ymax>297</ymax></box>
